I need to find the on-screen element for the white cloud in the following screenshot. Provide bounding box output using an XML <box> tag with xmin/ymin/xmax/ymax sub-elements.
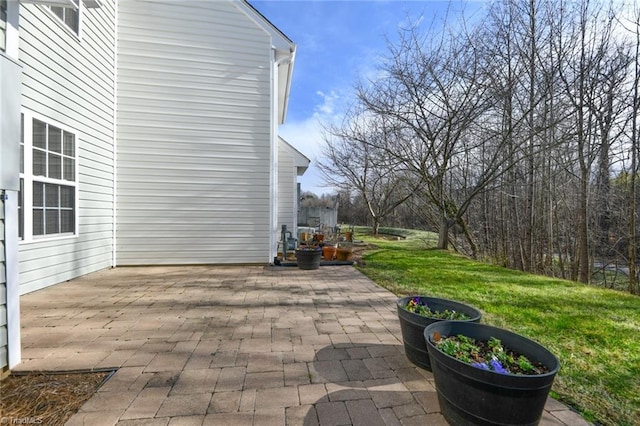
<box><xmin>314</xmin><ymin>90</ymin><xmax>340</xmax><ymax>116</ymax></box>
<box><xmin>279</xmin><ymin>90</ymin><xmax>350</xmax><ymax>196</ymax></box>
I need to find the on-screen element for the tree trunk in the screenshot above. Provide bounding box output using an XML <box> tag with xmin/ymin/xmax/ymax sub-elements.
<box><xmin>629</xmin><ymin>18</ymin><xmax>640</xmax><ymax>295</ymax></box>
<box><xmin>459</xmin><ymin>217</ymin><xmax>478</xmax><ymax>258</ymax></box>
<box><xmin>577</xmin><ymin>176</ymin><xmax>590</xmax><ymax>283</ymax></box>
<box><xmin>438</xmin><ymin>214</ymin><xmax>450</xmax><ymax>250</ymax></box>
<box><xmin>372</xmin><ymin>218</ymin><xmax>380</xmax><ymax>236</ymax></box>
<box><xmin>524</xmin><ymin>0</ymin><xmax>537</xmax><ymax>273</ymax></box>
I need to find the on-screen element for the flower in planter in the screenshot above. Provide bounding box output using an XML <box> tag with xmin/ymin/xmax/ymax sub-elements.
<box><xmin>432</xmin><ymin>332</ymin><xmax>548</xmax><ymax>375</ymax></box>
<box><xmin>296</xmin><ymin>244</ymin><xmax>321</xmax><ymax>251</ymax></box>
<box><xmin>404</xmin><ymin>297</ymin><xmax>471</xmax><ymax>320</ymax></box>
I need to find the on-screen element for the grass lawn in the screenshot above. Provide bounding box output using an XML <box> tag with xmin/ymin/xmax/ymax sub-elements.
<box><xmin>354</xmin><ymin>227</ymin><xmax>640</xmax><ymax>426</ymax></box>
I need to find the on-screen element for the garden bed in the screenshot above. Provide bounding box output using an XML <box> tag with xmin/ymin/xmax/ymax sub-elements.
<box><xmin>0</xmin><ymin>370</ymin><xmax>113</xmax><ymax>424</ymax></box>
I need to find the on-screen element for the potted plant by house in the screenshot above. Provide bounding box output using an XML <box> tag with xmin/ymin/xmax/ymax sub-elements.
<box><xmin>335</xmin><ymin>243</ymin><xmax>354</xmax><ymax>261</ymax></box>
<box><xmin>322</xmin><ymin>241</ymin><xmax>338</xmax><ymax>260</ymax></box>
<box><xmin>295</xmin><ymin>245</ymin><xmax>322</xmax><ymax>270</ymax></box>
<box><xmin>396</xmin><ymin>296</ymin><xmax>481</xmax><ymax>370</ymax></box>
<box><xmin>424</xmin><ymin>321</ymin><xmax>560</xmax><ymax>426</ymax></box>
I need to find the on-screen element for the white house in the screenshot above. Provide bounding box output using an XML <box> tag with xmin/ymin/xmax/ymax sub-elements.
<box><xmin>278</xmin><ymin>137</ymin><xmax>310</xmax><ymax>242</ymax></box>
<box><xmin>0</xmin><ymin>0</ymin><xmax>305</xmax><ymax>373</ymax></box>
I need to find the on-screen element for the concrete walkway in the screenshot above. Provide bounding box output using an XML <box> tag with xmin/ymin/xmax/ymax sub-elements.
<box><xmin>15</xmin><ymin>265</ymin><xmax>589</xmax><ymax>426</ymax></box>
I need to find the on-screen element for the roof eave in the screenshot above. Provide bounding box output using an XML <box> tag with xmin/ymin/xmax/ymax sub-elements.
<box><xmin>277</xmin><ymin>46</ymin><xmax>296</xmax><ymax>124</ymax></box>
<box><xmin>279</xmin><ymin>136</ymin><xmax>311</xmax><ymax>176</ymax></box>
<box><xmin>235</xmin><ymin>1</ymin><xmax>296</xmax><ymax>124</ymax></box>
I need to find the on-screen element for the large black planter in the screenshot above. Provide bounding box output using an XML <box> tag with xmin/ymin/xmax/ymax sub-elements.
<box><xmin>396</xmin><ymin>296</ymin><xmax>481</xmax><ymax>370</ymax></box>
<box><xmin>424</xmin><ymin>321</ymin><xmax>560</xmax><ymax>426</ymax></box>
<box><xmin>295</xmin><ymin>249</ymin><xmax>322</xmax><ymax>270</ymax></box>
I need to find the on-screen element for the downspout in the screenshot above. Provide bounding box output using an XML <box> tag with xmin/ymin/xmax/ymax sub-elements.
<box><xmin>269</xmin><ymin>49</ymin><xmax>293</xmax><ymax>264</ymax></box>
<box><xmin>4</xmin><ymin>190</ymin><xmax>20</xmax><ymax>368</ymax></box>
<box><xmin>4</xmin><ymin>0</ymin><xmax>22</xmax><ymax>369</ymax></box>
<box><xmin>111</xmin><ymin>0</ymin><xmax>118</xmax><ymax>268</ymax></box>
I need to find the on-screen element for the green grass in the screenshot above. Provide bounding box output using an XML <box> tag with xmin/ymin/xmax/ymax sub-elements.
<box><xmin>354</xmin><ymin>227</ymin><xmax>640</xmax><ymax>426</ymax></box>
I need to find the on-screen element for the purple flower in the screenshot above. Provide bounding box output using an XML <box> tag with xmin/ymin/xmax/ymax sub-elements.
<box><xmin>471</xmin><ymin>362</ymin><xmax>489</xmax><ymax>370</ymax></box>
<box><xmin>490</xmin><ymin>359</ymin><xmax>509</xmax><ymax>374</ymax></box>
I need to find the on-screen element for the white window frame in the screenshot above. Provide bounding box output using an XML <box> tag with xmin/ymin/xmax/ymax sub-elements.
<box><xmin>20</xmin><ymin>110</ymin><xmax>79</xmax><ymax>243</ymax></box>
<box><xmin>46</xmin><ymin>2</ymin><xmax>81</xmax><ymax>38</ymax></box>
<box><xmin>0</xmin><ymin>0</ymin><xmax>7</xmax><ymax>51</ymax></box>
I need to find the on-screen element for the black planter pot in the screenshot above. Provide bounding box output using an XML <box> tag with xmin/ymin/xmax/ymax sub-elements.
<box><xmin>424</xmin><ymin>321</ymin><xmax>560</xmax><ymax>426</ymax></box>
<box><xmin>396</xmin><ymin>296</ymin><xmax>481</xmax><ymax>370</ymax></box>
<box><xmin>295</xmin><ymin>249</ymin><xmax>322</xmax><ymax>270</ymax></box>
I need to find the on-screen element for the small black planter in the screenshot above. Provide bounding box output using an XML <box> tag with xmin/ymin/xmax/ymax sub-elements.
<box><xmin>424</xmin><ymin>321</ymin><xmax>560</xmax><ymax>426</ymax></box>
<box><xmin>295</xmin><ymin>249</ymin><xmax>322</xmax><ymax>270</ymax></box>
<box><xmin>396</xmin><ymin>296</ymin><xmax>481</xmax><ymax>370</ymax></box>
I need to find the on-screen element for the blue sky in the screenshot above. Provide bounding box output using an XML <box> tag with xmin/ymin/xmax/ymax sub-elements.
<box><xmin>251</xmin><ymin>0</ymin><xmax>483</xmax><ymax>195</ymax></box>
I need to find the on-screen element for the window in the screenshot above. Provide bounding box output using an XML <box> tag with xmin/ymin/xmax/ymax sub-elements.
<box><xmin>0</xmin><ymin>0</ymin><xmax>7</xmax><ymax>51</ymax></box>
<box><xmin>49</xmin><ymin>4</ymin><xmax>79</xmax><ymax>35</ymax></box>
<box><xmin>19</xmin><ymin>112</ymin><xmax>78</xmax><ymax>241</ymax></box>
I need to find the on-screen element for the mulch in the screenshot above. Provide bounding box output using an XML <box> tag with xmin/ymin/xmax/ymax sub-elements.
<box><xmin>0</xmin><ymin>370</ymin><xmax>112</xmax><ymax>425</ymax></box>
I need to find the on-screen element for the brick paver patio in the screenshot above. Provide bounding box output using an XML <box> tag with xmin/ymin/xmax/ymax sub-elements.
<box><xmin>15</xmin><ymin>265</ymin><xmax>590</xmax><ymax>425</ymax></box>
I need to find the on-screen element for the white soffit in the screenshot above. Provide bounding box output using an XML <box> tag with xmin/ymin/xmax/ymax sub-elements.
<box><xmin>20</xmin><ymin>0</ymin><xmax>102</xmax><ymax>8</ymax></box>
<box><xmin>20</xmin><ymin>0</ymin><xmax>79</xmax><ymax>9</ymax></box>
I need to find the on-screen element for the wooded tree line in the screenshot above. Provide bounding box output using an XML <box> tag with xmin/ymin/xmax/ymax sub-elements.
<box><xmin>320</xmin><ymin>0</ymin><xmax>640</xmax><ymax>293</ymax></box>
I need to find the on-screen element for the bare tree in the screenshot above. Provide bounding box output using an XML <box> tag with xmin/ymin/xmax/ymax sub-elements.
<box><xmin>551</xmin><ymin>0</ymin><xmax>628</xmax><ymax>282</ymax></box>
<box><xmin>352</xmin><ymin>19</ymin><xmax>499</xmax><ymax>249</ymax></box>
<box><xmin>319</xmin><ymin>0</ymin><xmax>640</xmax><ymax>294</ymax></box>
<box><xmin>619</xmin><ymin>4</ymin><xmax>640</xmax><ymax>294</ymax></box>
<box><xmin>318</xmin><ymin>111</ymin><xmax>420</xmax><ymax>235</ymax></box>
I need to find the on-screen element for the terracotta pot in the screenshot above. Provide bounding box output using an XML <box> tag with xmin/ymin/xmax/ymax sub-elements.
<box><xmin>322</xmin><ymin>245</ymin><xmax>337</xmax><ymax>260</ymax></box>
<box><xmin>335</xmin><ymin>247</ymin><xmax>353</xmax><ymax>261</ymax></box>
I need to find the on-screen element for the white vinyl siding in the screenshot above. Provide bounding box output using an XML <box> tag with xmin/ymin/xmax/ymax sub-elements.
<box><xmin>116</xmin><ymin>1</ymin><xmax>274</xmax><ymax>265</ymax></box>
<box><xmin>277</xmin><ymin>139</ymin><xmax>297</xmax><ymax>234</ymax></box>
<box><xmin>18</xmin><ymin>2</ymin><xmax>115</xmax><ymax>294</ymax></box>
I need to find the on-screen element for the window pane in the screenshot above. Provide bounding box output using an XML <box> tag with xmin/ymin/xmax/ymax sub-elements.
<box><xmin>45</xmin><ymin>210</ymin><xmax>60</xmax><ymax>235</ymax></box>
<box><xmin>49</xmin><ymin>5</ymin><xmax>79</xmax><ymax>34</ymax></box>
<box><xmin>45</xmin><ymin>184</ymin><xmax>59</xmax><ymax>208</ymax></box>
<box><xmin>65</xmin><ymin>8</ymin><xmax>79</xmax><ymax>33</ymax></box>
<box><xmin>63</xmin><ymin>158</ymin><xmax>75</xmax><ymax>181</ymax></box>
<box><xmin>33</xmin><ymin>209</ymin><xmax>44</xmax><ymax>236</ymax></box>
<box><xmin>33</xmin><ymin>149</ymin><xmax>46</xmax><ymax>176</ymax></box>
<box><xmin>60</xmin><ymin>186</ymin><xmax>74</xmax><ymax>208</ymax></box>
<box><xmin>33</xmin><ymin>182</ymin><xmax>44</xmax><ymax>207</ymax></box>
<box><xmin>33</xmin><ymin>119</ymin><xmax>46</xmax><ymax>149</ymax></box>
<box><xmin>29</xmin><ymin>116</ymin><xmax>78</xmax><ymax>239</ymax></box>
<box><xmin>48</xmin><ymin>153</ymin><xmax>62</xmax><ymax>179</ymax></box>
<box><xmin>63</xmin><ymin>132</ymin><xmax>75</xmax><ymax>156</ymax></box>
<box><xmin>61</xmin><ymin>210</ymin><xmax>74</xmax><ymax>233</ymax></box>
<box><xmin>50</xmin><ymin>6</ymin><xmax>63</xmax><ymax>20</ymax></box>
<box><xmin>48</xmin><ymin>125</ymin><xmax>62</xmax><ymax>153</ymax></box>
<box><xmin>19</xmin><ymin>178</ymin><xmax>24</xmax><ymax>239</ymax></box>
